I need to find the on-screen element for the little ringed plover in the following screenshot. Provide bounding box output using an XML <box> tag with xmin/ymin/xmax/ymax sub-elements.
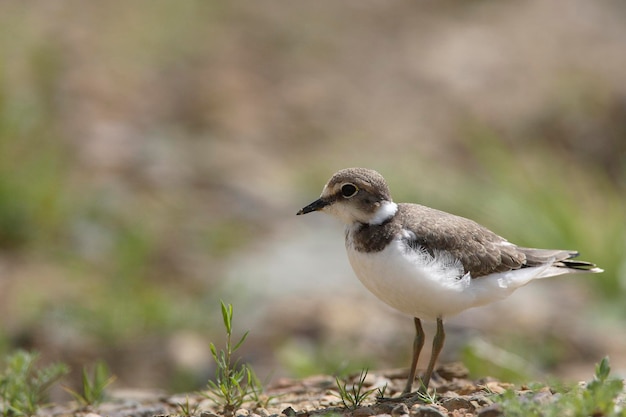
<box><xmin>297</xmin><ymin>167</ymin><xmax>602</xmax><ymax>394</ymax></box>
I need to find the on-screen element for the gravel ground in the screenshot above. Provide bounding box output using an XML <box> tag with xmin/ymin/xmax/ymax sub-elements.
<box><xmin>38</xmin><ymin>363</ymin><xmax>596</xmax><ymax>417</ymax></box>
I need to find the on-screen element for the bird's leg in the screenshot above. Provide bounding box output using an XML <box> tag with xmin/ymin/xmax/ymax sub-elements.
<box><xmin>402</xmin><ymin>317</ymin><xmax>425</xmax><ymax>395</ymax></box>
<box><xmin>419</xmin><ymin>316</ymin><xmax>445</xmax><ymax>393</ymax></box>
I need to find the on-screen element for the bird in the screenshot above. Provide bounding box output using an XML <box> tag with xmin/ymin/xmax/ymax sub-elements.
<box><xmin>296</xmin><ymin>167</ymin><xmax>602</xmax><ymax>395</ymax></box>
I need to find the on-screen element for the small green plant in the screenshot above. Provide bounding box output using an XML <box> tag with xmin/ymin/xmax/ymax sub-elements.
<box><xmin>496</xmin><ymin>356</ymin><xmax>625</xmax><ymax>417</ymax></box>
<box><xmin>64</xmin><ymin>360</ymin><xmax>116</xmax><ymax>407</ymax></box>
<box><xmin>375</xmin><ymin>383</ymin><xmax>388</xmax><ymax>400</ymax></box>
<box><xmin>176</xmin><ymin>395</ymin><xmax>201</xmax><ymax>417</ymax></box>
<box><xmin>414</xmin><ymin>383</ymin><xmax>438</xmax><ymax>405</ymax></box>
<box><xmin>245</xmin><ymin>368</ymin><xmax>275</xmax><ymax>409</ymax></box>
<box><xmin>335</xmin><ymin>368</ymin><xmax>376</xmax><ymax>410</ymax></box>
<box><xmin>204</xmin><ymin>301</ymin><xmax>261</xmax><ymax>414</ymax></box>
<box><xmin>0</xmin><ymin>350</ymin><xmax>69</xmax><ymax>417</ymax></box>
<box><xmin>579</xmin><ymin>357</ymin><xmax>625</xmax><ymax>416</ymax></box>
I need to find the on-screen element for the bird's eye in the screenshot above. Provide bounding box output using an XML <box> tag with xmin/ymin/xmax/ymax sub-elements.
<box><xmin>341</xmin><ymin>183</ymin><xmax>358</xmax><ymax>198</ymax></box>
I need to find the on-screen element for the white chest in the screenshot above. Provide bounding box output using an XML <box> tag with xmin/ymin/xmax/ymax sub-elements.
<box><xmin>344</xmin><ymin>234</ymin><xmax>539</xmax><ymax>320</ymax></box>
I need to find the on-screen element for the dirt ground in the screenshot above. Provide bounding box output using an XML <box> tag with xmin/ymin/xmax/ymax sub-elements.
<box><xmin>39</xmin><ymin>362</ymin><xmax>626</xmax><ymax>417</ymax></box>
<box><xmin>40</xmin><ymin>364</ymin><xmax>519</xmax><ymax>417</ymax></box>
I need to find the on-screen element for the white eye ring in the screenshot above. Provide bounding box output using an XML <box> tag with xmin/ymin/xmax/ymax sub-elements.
<box><xmin>341</xmin><ymin>183</ymin><xmax>358</xmax><ymax>198</ymax></box>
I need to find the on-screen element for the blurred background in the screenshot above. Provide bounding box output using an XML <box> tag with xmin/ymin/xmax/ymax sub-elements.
<box><xmin>0</xmin><ymin>0</ymin><xmax>625</xmax><ymax>395</ymax></box>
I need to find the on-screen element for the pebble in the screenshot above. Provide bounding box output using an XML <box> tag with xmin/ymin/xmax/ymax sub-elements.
<box><xmin>281</xmin><ymin>406</ymin><xmax>297</xmax><ymax>416</ymax></box>
<box><xmin>531</xmin><ymin>387</ymin><xmax>555</xmax><ymax>405</ymax></box>
<box><xmin>42</xmin><ymin>368</ymin><xmax>568</xmax><ymax>417</ymax></box>
<box><xmin>410</xmin><ymin>405</ymin><xmax>446</xmax><ymax>417</ymax></box>
<box><xmin>197</xmin><ymin>398</ymin><xmax>215</xmax><ymax>410</ymax></box>
<box><xmin>319</xmin><ymin>394</ymin><xmax>339</xmax><ymax>406</ymax></box>
<box><xmin>476</xmin><ymin>403</ymin><xmax>504</xmax><ymax>417</ymax></box>
<box><xmin>374</xmin><ymin>402</ymin><xmax>396</xmax><ymax>414</ymax></box>
<box><xmin>441</xmin><ymin>396</ymin><xmax>475</xmax><ymax>412</ymax></box>
<box><xmin>391</xmin><ymin>403</ymin><xmax>410</xmax><ymax>417</ymax></box>
<box><xmin>482</xmin><ymin>381</ymin><xmax>508</xmax><ymax>395</ymax></box>
<box><xmin>256</xmin><ymin>408</ymin><xmax>271</xmax><ymax>416</ymax></box>
<box><xmin>436</xmin><ymin>362</ymin><xmax>470</xmax><ymax>380</ymax></box>
<box><xmin>353</xmin><ymin>406</ymin><xmax>375</xmax><ymax>417</ymax></box>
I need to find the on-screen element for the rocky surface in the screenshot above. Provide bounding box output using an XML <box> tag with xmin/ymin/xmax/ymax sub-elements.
<box><xmin>37</xmin><ymin>364</ymin><xmax>536</xmax><ymax>417</ymax></box>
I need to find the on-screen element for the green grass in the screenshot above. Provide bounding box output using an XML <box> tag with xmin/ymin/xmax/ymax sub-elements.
<box><xmin>334</xmin><ymin>368</ymin><xmax>377</xmax><ymax>410</ymax></box>
<box><xmin>0</xmin><ymin>350</ymin><xmax>68</xmax><ymax>417</ymax></box>
<box><xmin>175</xmin><ymin>395</ymin><xmax>201</xmax><ymax>417</ymax></box>
<box><xmin>64</xmin><ymin>361</ymin><xmax>116</xmax><ymax>407</ymax></box>
<box><xmin>0</xmin><ymin>349</ymin><xmax>122</xmax><ymax>415</ymax></box>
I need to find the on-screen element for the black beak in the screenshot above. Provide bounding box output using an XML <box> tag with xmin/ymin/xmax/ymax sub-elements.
<box><xmin>297</xmin><ymin>198</ymin><xmax>329</xmax><ymax>215</ymax></box>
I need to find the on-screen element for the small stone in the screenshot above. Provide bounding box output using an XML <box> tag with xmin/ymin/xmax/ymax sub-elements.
<box><xmin>281</xmin><ymin>406</ymin><xmax>297</xmax><ymax>416</ymax></box>
<box><xmin>439</xmin><ymin>390</ymin><xmax>459</xmax><ymax>399</ymax></box>
<box><xmin>256</xmin><ymin>408</ymin><xmax>271</xmax><ymax>417</ymax></box>
<box><xmin>482</xmin><ymin>381</ymin><xmax>507</xmax><ymax>395</ymax></box>
<box><xmin>271</xmin><ymin>377</ymin><xmax>297</xmax><ymax>389</ymax></box>
<box><xmin>470</xmin><ymin>399</ymin><xmax>486</xmax><ymax>409</ymax></box>
<box><xmin>374</xmin><ymin>401</ymin><xmax>396</xmax><ymax>414</ymax></box>
<box><xmin>441</xmin><ymin>397</ymin><xmax>475</xmax><ymax>412</ymax></box>
<box><xmin>436</xmin><ymin>362</ymin><xmax>469</xmax><ymax>380</ymax></box>
<box><xmin>531</xmin><ymin>389</ymin><xmax>555</xmax><ymax>405</ymax></box>
<box><xmin>391</xmin><ymin>403</ymin><xmax>410</xmax><ymax>417</ymax></box>
<box><xmin>410</xmin><ymin>405</ymin><xmax>446</xmax><ymax>417</ymax></box>
<box><xmin>167</xmin><ymin>395</ymin><xmax>193</xmax><ymax>406</ymax></box>
<box><xmin>236</xmin><ymin>408</ymin><xmax>250</xmax><ymax>417</ymax></box>
<box><xmin>198</xmin><ymin>398</ymin><xmax>215</xmax><ymax>410</ymax></box>
<box><xmin>476</xmin><ymin>403</ymin><xmax>504</xmax><ymax>417</ymax></box>
<box><xmin>319</xmin><ymin>394</ymin><xmax>340</xmax><ymax>406</ymax></box>
<box><xmin>200</xmin><ymin>412</ymin><xmax>220</xmax><ymax>417</ymax></box>
<box><xmin>468</xmin><ymin>394</ymin><xmax>493</xmax><ymax>407</ymax></box>
<box><xmin>353</xmin><ymin>406</ymin><xmax>375</xmax><ymax>417</ymax></box>
<box><xmin>441</xmin><ymin>379</ymin><xmax>480</xmax><ymax>395</ymax></box>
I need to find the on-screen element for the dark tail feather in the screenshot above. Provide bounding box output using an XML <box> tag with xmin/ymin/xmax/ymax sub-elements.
<box><xmin>556</xmin><ymin>259</ymin><xmax>603</xmax><ymax>272</ymax></box>
<box><xmin>520</xmin><ymin>248</ymin><xmax>603</xmax><ymax>273</ymax></box>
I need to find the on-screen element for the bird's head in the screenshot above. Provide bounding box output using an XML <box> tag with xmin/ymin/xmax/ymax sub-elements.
<box><xmin>297</xmin><ymin>167</ymin><xmax>397</xmax><ymax>225</ymax></box>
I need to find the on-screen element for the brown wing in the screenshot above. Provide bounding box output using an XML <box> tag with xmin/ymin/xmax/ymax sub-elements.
<box><xmin>398</xmin><ymin>203</ymin><xmax>526</xmax><ymax>277</ymax></box>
